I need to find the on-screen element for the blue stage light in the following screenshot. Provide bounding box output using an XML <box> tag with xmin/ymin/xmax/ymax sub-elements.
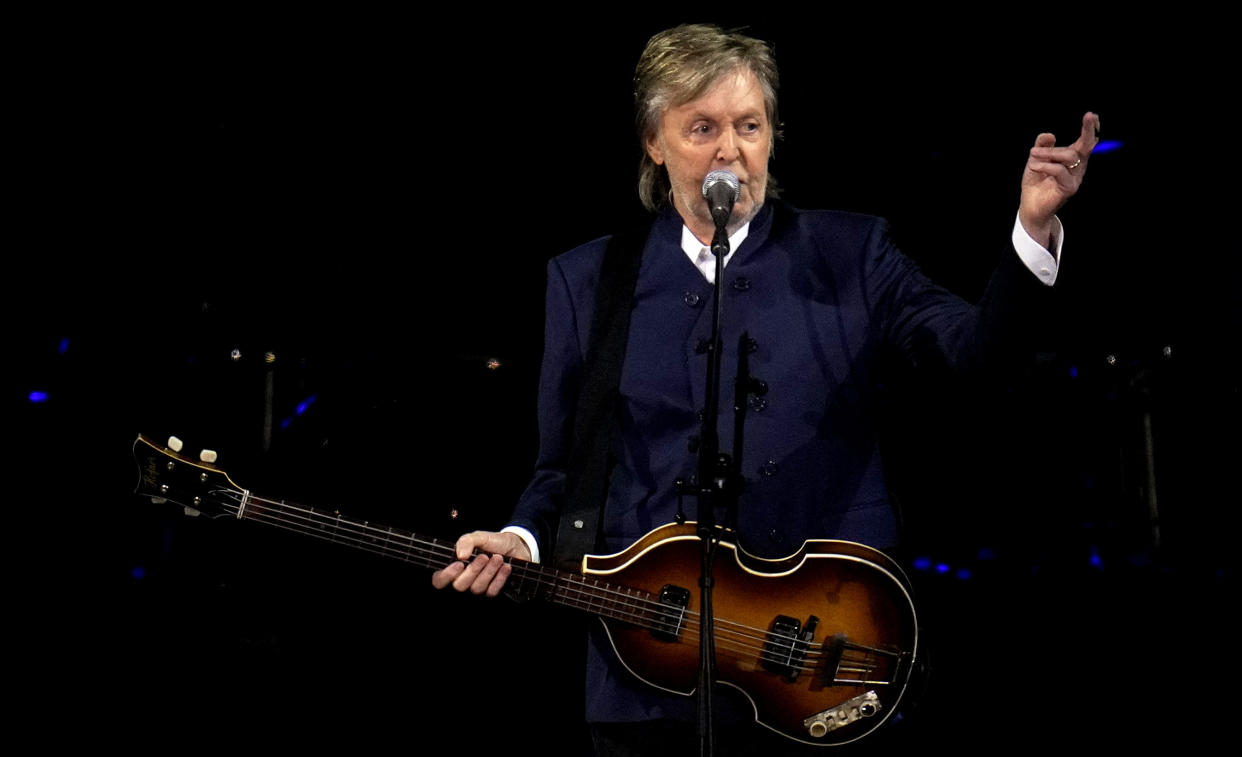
<box><xmin>281</xmin><ymin>394</ymin><xmax>319</xmax><ymax>429</ymax></box>
<box><xmin>1092</xmin><ymin>140</ymin><xmax>1122</xmax><ymax>154</ymax></box>
<box><xmin>29</xmin><ymin>391</ymin><xmax>49</xmax><ymax>403</ymax></box>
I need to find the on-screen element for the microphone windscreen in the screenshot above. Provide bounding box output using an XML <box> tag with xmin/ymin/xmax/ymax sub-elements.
<box><xmin>701</xmin><ymin>170</ymin><xmax>740</xmax><ymax>202</ymax></box>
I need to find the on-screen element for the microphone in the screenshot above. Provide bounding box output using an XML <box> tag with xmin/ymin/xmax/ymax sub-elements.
<box><xmin>701</xmin><ymin>170</ymin><xmax>740</xmax><ymax>229</ymax></box>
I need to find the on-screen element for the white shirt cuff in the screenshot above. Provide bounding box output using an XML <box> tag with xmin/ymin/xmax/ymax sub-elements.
<box><xmin>501</xmin><ymin>525</ymin><xmax>540</xmax><ymax>564</ymax></box>
<box><xmin>1011</xmin><ymin>212</ymin><xmax>1062</xmax><ymax>286</ymax></box>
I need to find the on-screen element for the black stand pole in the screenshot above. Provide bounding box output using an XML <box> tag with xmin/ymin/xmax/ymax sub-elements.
<box><xmin>692</xmin><ymin>217</ymin><xmax>768</xmax><ymax>757</ymax></box>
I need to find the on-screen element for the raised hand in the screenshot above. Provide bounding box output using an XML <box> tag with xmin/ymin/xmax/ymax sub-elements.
<box><xmin>1019</xmin><ymin>111</ymin><xmax>1101</xmax><ymax>247</ymax></box>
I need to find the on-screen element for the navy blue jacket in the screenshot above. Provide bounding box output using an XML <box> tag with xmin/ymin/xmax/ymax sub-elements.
<box><xmin>509</xmin><ymin>200</ymin><xmax>1045</xmax><ymax>722</ymax></box>
<box><xmin>512</xmin><ymin>200</ymin><xmax>1042</xmax><ymax>558</ymax></box>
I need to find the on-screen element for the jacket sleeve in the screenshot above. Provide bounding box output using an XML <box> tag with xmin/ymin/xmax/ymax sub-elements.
<box><xmin>864</xmin><ymin>217</ymin><xmax>1051</xmax><ymax>375</ymax></box>
<box><xmin>507</xmin><ymin>255</ymin><xmax>587</xmax><ymax>554</ymax></box>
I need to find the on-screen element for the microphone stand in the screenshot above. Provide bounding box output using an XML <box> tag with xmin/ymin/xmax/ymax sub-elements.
<box><xmin>693</xmin><ymin>219</ymin><xmax>727</xmax><ymax>757</ymax></box>
<box><xmin>688</xmin><ymin>210</ymin><xmax>761</xmax><ymax>757</ymax></box>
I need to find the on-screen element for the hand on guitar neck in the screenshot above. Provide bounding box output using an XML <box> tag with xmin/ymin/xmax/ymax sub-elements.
<box><xmin>430</xmin><ymin>530</ymin><xmax>532</xmax><ymax>598</ymax></box>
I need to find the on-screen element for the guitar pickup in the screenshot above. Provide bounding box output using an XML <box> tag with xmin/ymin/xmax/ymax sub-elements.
<box><xmin>763</xmin><ymin>614</ymin><xmax>817</xmax><ymax>681</ymax></box>
<box><xmin>651</xmin><ymin>584</ymin><xmax>690</xmax><ymax>642</ymax></box>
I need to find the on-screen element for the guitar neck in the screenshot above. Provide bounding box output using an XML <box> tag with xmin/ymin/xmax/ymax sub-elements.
<box><xmin>235</xmin><ymin>495</ymin><xmax>659</xmax><ymax>626</ymax></box>
<box><xmin>133</xmin><ymin>434</ymin><xmax>673</xmax><ymax>638</ymax></box>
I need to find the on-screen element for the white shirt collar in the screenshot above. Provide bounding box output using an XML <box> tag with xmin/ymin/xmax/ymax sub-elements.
<box><xmin>680</xmin><ymin>222</ymin><xmax>750</xmax><ymax>284</ymax></box>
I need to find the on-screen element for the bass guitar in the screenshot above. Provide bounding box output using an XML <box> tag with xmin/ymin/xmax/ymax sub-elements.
<box><xmin>133</xmin><ymin>433</ymin><xmax>917</xmax><ymax>747</ymax></box>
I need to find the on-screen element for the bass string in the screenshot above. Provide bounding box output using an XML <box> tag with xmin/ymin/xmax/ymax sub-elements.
<box><xmin>240</xmin><ymin>507</ymin><xmax>458</xmax><ymax>569</ymax></box>
<box><xmin>230</xmin><ymin>492</ymin><xmax>693</xmax><ymax>626</ymax></box>
<box><xmin>224</xmin><ymin>492</ymin><xmax>458</xmax><ymax>564</ymax></box>
<box><xmin>234</xmin><ymin>505</ymin><xmax>818</xmax><ymax>669</ymax></box>
<box><xmin>515</xmin><ymin>583</ymin><xmax>880</xmax><ymax>675</ymax></box>
<box><xmin>510</xmin><ymin>570</ymin><xmax>830</xmax><ymax>661</ymax></box>
<box><xmin>505</xmin><ymin>559</ymin><xmax>890</xmax><ymax>663</ymax></box>
<box><xmin>218</xmin><ymin>491</ymin><xmax>882</xmax><ymax>671</ymax></box>
<box><xmin>228</xmin><ymin>497</ymin><xmax>683</xmax><ymax>630</ymax></box>
<box><xmin>513</xmin><ymin>561</ymin><xmax>849</xmax><ymax>658</ymax></box>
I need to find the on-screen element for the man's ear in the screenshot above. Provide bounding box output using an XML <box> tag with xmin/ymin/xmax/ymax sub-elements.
<box><xmin>645</xmin><ymin>131</ymin><xmax>664</xmax><ymax>165</ymax></box>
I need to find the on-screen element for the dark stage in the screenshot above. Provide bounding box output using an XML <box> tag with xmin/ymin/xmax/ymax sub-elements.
<box><xmin>14</xmin><ymin>11</ymin><xmax>1234</xmax><ymax>752</ymax></box>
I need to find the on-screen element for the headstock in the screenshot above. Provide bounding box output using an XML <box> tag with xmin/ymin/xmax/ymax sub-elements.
<box><xmin>132</xmin><ymin>434</ymin><xmax>248</xmax><ymax>519</ymax></box>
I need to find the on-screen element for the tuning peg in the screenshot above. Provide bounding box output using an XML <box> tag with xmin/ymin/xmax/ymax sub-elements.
<box><xmin>200</xmin><ymin>449</ymin><xmax>218</xmax><ymax>464</ymax></box>
<box><xmin>167</xmin><ymin>436</ymin><xmax>184</xmax><ymax>452</ymax></box>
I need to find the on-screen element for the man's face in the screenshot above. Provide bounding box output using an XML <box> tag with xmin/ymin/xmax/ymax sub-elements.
<box><xmin>645</xmin><ymin>67</ymin><xmax>771</xmax><ymax>240</ymax></box>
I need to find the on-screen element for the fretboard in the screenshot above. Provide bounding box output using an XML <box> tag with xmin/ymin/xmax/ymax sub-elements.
<box><xmin>223</xmin><ymin>489</ymin><xmax>680</xmax><ymax>636</ymax></box>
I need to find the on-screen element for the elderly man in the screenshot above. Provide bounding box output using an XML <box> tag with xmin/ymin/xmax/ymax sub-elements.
<box><xmin>434</xmin><ymin>23</ymin><xmax>1097</xmax><ymax>754</ymax></box>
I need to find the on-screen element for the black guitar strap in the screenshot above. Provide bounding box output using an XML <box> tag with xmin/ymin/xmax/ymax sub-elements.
<box><xmin>552</xmin><ymin>220</ymin><xmax>651</xmax><ymax>571</ymax></box>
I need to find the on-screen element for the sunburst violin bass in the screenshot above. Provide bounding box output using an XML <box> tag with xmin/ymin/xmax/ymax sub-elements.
<box><xmin>133</xmin><ymin>433</ymin><xmax>917</xmax><ymax>746</ymax></box>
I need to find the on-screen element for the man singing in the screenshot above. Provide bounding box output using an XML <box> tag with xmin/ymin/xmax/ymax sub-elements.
<box><xmin>433</xmin><ymin>23</ymin><xmax>1097</xmax><ymax>755</ymax></box>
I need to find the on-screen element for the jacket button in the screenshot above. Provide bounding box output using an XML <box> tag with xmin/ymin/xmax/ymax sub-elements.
<box><xmin>684</xmin><ymin>292</ymin><xmax>701</xmax><ymax>307</ymax></box>
<box><xmin>749</xmin><ymin>395</ymin><xmax>768</xmax><ymax>412</ymax></box>
<box><xmin>695</xmin><ymin>338</ymin><xmax>710</xmax><ymax>354</ymax></box>
<box><xmin>731</xmin><ymin>277</ymin><xmax>751</xmax><ymax>292</ymax></box>
<box><xmin>760</xmin><ymin>459</ymin><xmax>779</xmax><ymax>477</ymax></box>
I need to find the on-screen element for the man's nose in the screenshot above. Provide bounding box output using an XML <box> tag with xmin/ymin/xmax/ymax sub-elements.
<box><xmin>716</xmin><ymin>130</ymin><xmax>739</xmax><ymax>162</ymax></box>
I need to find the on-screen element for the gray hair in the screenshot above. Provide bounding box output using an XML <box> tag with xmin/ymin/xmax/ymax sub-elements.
<box><xmin>634</xmin><ymin>24</ymin><xmax>781</xmax><ymax>213</ymax></box>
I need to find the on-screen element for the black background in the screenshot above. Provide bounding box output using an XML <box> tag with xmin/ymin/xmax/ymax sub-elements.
<box><xmin>13</xmin><ymin>9</ymin><xmax>1235</xmax><ymax>752</ymax></box>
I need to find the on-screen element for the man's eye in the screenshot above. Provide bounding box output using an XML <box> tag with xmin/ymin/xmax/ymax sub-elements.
<box><xmin>693</xmin><ymin>124</ymin><xmax>713</xmax><ymax>135</ymax></box>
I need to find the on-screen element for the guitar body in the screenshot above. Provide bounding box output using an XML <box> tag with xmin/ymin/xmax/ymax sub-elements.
<box><xmin>583</xmin><ymin>523</ymin><xmax>917</xmax><ymax>746</ymax></box>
